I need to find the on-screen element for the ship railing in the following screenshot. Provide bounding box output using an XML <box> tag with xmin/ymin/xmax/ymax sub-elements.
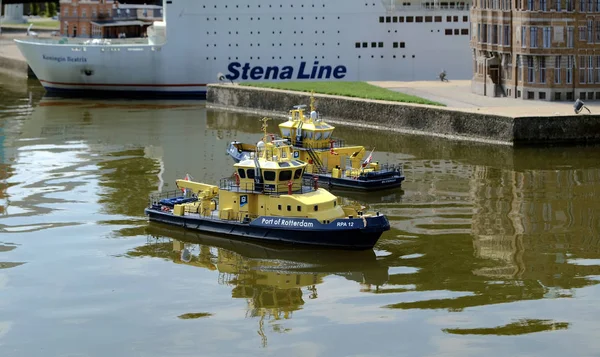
<box><xmin>17</xmin><ymin>36</ymin><xmax>151</xmax><ymax>46</ymax></box>
<box><xmin>219</xmin><ymin>178</ymin><xmax>317</xmax><ymax>195</ymax></box>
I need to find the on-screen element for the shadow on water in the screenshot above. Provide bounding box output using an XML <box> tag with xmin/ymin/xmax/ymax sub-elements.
<box><xmin>128</xmin><ymin>223</ymin><xmax>389</xmax><ymax>347</ymax></box>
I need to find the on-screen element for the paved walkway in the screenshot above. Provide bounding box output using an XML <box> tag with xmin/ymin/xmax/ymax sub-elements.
<box><xmin>368</xmin><ymin>80</ymin><xmax>599</xmax><ymax>117</ymax></box>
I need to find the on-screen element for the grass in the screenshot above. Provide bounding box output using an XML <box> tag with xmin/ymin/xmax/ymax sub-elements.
<box><xmin>241</xmin><ymin>81</ymin><xmax>445</xmax><ymax>106</ymax></box>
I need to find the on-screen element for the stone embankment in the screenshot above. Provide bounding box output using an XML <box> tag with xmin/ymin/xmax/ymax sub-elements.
<box><xmin>0</xmin><ymin>32</ymin><xmax>38</xmax><ymax>78</ymax></box>
<box><xmin>206</xmin><ymin>84</ymin><xmax>600</xmax><ymax>146</ymax></box>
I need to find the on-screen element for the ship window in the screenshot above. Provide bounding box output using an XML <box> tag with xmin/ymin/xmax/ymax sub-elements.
<box><xmin>279</xmin><ymin>170</ymin><xmax>293</xmax><ymax>181</ymax></box>
<box><xmin>386</xmin><ymin>16</ymin><xmax>391</xmax><ymax>22</ymax></box>
<box><xmin>406</xmin><ymin>16</ymin><xmax>414</xmax><ymax>22</ymax></box>
<box><xmin>362</xmin><ymin>42</ymin><xmax>368</xmax><ymax>48</ymax></box>
<box><xmin>294</xmin><ymin>169</ymin><xmax>303</xmax><ymax>179</ymax></box>
<box><xmin>454</xmin><ymin>29</ymin><xmax>459</xmax><ymax>35</ymax></box>
<box><xmin>238</xmin><ymin>169</ymin><xmax>246</xmax><ymax>179</ymax></box>
<box><xmin>453</xmin><ymin>16</ymin><xmax>459</xmax><ymax>22</ymax></box>
<box><xmin>393</xmin><ymin>42</ymin><xmax>398</xmax><ymax>48</ymax></box>
<box><xmin>334</xmin><ymin>201</ymin><xmax>337</xmax><ymax>207</ymax></box>
<box><xmin>378</xmin><ymin>42</ymin><xmax>384</xmax><ymax>47</ymax></box>
<box><xmin>393</xmin><ymin>16</ymin><xmax>398</xmax><ymax>22</ymax></box>
<box><xmin>446</xmin><ymin>16</ymin><xmax>452</xmax><ymax>22</ymax></box>
<box><xmin>323</xmin><ymin>131</ymin><xmax>332</xmax><ymax>139</ymax></box>
<box><xmin>315</xmin><ymin>132</ymin><xmax>322</xmax><ymax>140</ymax></box>
<box><xmin>379</xmin><ymin>16</ymin><xmax>384</xmax><ymax>23</ymax></box>
<box><xmin>445</xmin><ymin>29</ymin><xmax>453</xmax><ymax>35</ymax></box>
<box><xmin>400</xmin><ymin>42</ymin><xmax>405</xmax><ymax>48</ymax></box>
<box><xmin>435</xmin><ymin>16</ymin><xmax>442</xmax><ymax>22</ymax></box>
<box><xmin>371</xmin><ymin>42</ymin><xmax>377</xmax><ymax>47</ymax></box>
<box><xmin>287</xmin><ymin>205</ymin><xmax>291</xmax><ymax>211</ymax></box>
<box><xmin>278</xmin><ymin>205</ymin><xmax>282</xmax><ymax>210</ymax></box>
<box><xmin>461</xmin><ymin>28</ymin><xmax>469</xmax><ymax>35</ymax></box>
<box><xmin>247</xmin><ymin>169</ymin><xmax>255</xmax><ymax>179</ymax></box>
<box><xmin>416</xmin><ymin>16</ymin><xmax>423</xmax><ymax>22</ymax></box>
<box><xmin>398</xmin><ymin>17</ymin><xmax>404</xmax><ymax>22</ymax></box>
<box><xmin>297</xmin><ymin>206</ymin><xmax>302</xmax><ymax>212</ymax></box>
<box><xmin>355</xmin><ymin>42</ymin><xmax>360</xmax><ymax>48</ymax></box>
<box><xmin>463</xmin><ymin>16</ymin><xmax>468</xmax><ymax>22</ymax></box>
<box><xmin>314</xmin><ymin>205</ymin><xmax>319</xmax><ymax>211</ymax></box>
<box><xmin>425</xmin><ymin>16</ymin><xmax>433</xmax><ymax>22</ymax></box>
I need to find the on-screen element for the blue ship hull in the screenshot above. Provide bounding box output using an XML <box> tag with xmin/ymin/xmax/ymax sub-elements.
<box><xmin>144</xmin><ymin>208</ymin><xmax>390</xmax><ymax>250</ymax></box>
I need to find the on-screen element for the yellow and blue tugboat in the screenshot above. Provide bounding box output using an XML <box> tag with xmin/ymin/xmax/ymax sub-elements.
<box><xmin>145</xmin><ymin>129</ymin><xmax>390</xmax><ymax>250</ymax></box>
<box><xmin>227</xmin><ymin>96</ymin><xmax>405</xmax><ymax>191</ymax></box>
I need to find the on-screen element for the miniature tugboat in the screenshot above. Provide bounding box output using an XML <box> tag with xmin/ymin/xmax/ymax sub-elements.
<box><xmin>145</xmin><ymin>125</ymin><xmax>390</xmax><ymax>250</ymax></box>
<box><xmin>227</xmin><ymin>96</ymin><xmax>405</xmax><ymax>191</ymax></box>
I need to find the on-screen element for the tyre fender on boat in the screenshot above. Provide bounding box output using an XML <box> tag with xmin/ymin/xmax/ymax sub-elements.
<box><xmin>234</xmin><ymin>172</ymin><xmax>240</xmax><ymax>186</ymax></box>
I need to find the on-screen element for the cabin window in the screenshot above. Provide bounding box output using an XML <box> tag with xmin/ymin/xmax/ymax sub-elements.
<box><xmin>237</xmin><ymin>169</ymin><xmax>246</xmax><ymax>178</ymax></box>
<box><xmin>323</xmin><ymin>131</ymin><xmax>332</xmax><ymax>139</ymax></box>
<box><xmin>278</xmin><ymin>204</ymin><xmax>282</xmax><ymax>210</ymax></box>
<box><xmin>416</xmin><ymin>16</ymin><xmax>423</xmax><ymax>22</ymax></box>
<box><xmin>297</xmin><ymin>206</ymin><xmax>302</xmax><ymax>212</ymax></box>
<box><xmin>406</xmin><ymin>16</ymin><xmax>414</xmax><ymax>22</ymax></box>
<box><xmin>263</xmin><ymin>171</ymin><xmax>276</xmax><ymax>181</ymax></box>
<box><xmin>334</xmin><ymin>201</ymin><xmax>337</xmax><ymax>207</ymax></box>
<box><xmin>434</xmin><ymin>16</ymin><xmax>442</xmax><ymax>22</ymax></box>
<box><xmin>315</xmin><ymin>132</ymin><xmax>322</xmax><ymax>140</ymax></box>
<box><xmin>314</xmin><ymin>205</ymin><xmax>319</xmax><ymax>211</ymax></box>
<box><xmin>425</xmin><ymin>16</ymin><xmax>433</xmax><ymax>22</ymax></box>
<box><xmin>279</xmin><ymin>170</ymin><xmax>293</xmax><ymax>181</ymax></box>
<box><xmin>294</xmin><ymin>169</ymin><xmax>303</xmax><ymax>179</ymax></box>
<box><xmin>281</xmin><ymin>128</ymin><xmax>291</xmax><ymax>137</ymax></box>
<box><xmin>287</xmin><ymin>205</ymin><xmax>291</xmax><ymax>211</ymax></box>
<box><xmin>247</xmin><ymin>169</ymin><xmax>255</xmax><ymax>179</ymax></box>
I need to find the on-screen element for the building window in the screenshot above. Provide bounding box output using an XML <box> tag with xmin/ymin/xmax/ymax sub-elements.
<box><xmin>580</xmin><ymin>56</ymin><xmax>587</xmax><ymax>83</ymax></box>
<box><xmin>579</xmin><ymin>26</ymin><xmax>587</xmax><ymax>41</ymax></box>
<box><xmin>555</xmin><ymin>56</ymin><xmax>561</xmax><ymax>84</ymax></box>
<box><xmin>580</xmin><ymin>0</ymin><xmax>587</xmax><ymax>11</ymax></box>
<box><xmin>461</xmin><ymin>28</ymin><xmax>469</xmax><ymax>35</ymax></box>
<box><xmin>566</xmin><ymin>0</ymin><xmax>573</xmax><ymax>10</ymax></box>
<box><xmin>566</xmin><ymin>55</ymin><xmax>573</xmax><ymax>84</ymax></box>
<box><xmin>596</xmin><ymin>21</ymin><xmax>600</xmax><ymax>42</ymax></box>
<box><xmin>506</xmin><ymin>55</ymin><xmax>513</xmax><ymax>80</ymax></box>
<box><xmin>567</xmin><ymin>27</ymin><xmax>574</xmax><ymax>47</ymax></box>
<box><xmin>522</xmin><ymin>26</ymin><xmax>527</xmax><ymax>47</ymax></box>
<box><xmin>72</xmin><ymin>8</ymin><xmax>78</xmax><ymax>17</ymax></box>
<box><xmin>597</xmin><ymin>0</ymin><xmax>600</xmax><ymax>12</ymax></box>
<box><xmin>92</xmin><ymin>8</ymin><xmax>97</xmax><ymax>18</ymax></box>
<box><xmin>530</xmin><ymin>27</ymin><xmax>538</xmax><ymax>48</ymax></box>
<box><xmin>517</xmin><ymin>54</ymin><xmax>522</xmax><ymax>81</ymax></box>
<box><xmin>596</xmin><ymin>56</ymin><xmax>600</xmax><ymax>83</ymax></box>
<box><xmin>503</xmin><ymin>25</ymin><xmax>510</xmax><ymax>45</ymax></box>
<box><xmin>434</xmin><ymin>16</ymin><xmax>442</xmax><ymax>22</ymax></box>
<box><xmin>557</xmin><ymin>0</ymin><xmax>562</xmax><ymax>10</ymax></box>
<box><xmin>540</xmin><ymin>0</ymin><xmax>547</xmax><ymax>9</ymax></box>
<box><xmin>492</xmin><ymin>25</ymin><xmax>498</xmax><ymax>44</ymax></box>
<box><xmin>588</xmin><ymin>0</ymin><xmax>594</xmax><ymax>11</ymax></box>
<box><xmin>539</xmin><ymin>57</ymin><xmax>546</xmax><ymax>83</ymax></box>
<box><xmin>528</xmin><ymin>0</ymin><xmax>534</xmax><ymax>9</ymax></box>
<box><xmin>589</xmin><ymin>20</ymin><xmax>594</xmax><ymax>42</ymax></box>
<box><xmin>543</xmin><ymin>27</ymin><xmax>551</xmax><ymax>47</ymax></box>
<box><xmin>589</xmin><ymin>56</ymin><xmax>594</xmax><ymax>83</ymax></box>
<box><xmin>527</xmin><ymin>56</ymin><xmax>535</xmax><ymax>83</ymax></box>
<box><xmin>425</xmin><ymin>16</ymin><xmax>433</xmax><ymax>22</ymax></box>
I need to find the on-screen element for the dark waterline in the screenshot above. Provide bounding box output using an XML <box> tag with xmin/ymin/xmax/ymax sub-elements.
<box><xmin>2</xmin><ymin>74</ymin><xmax>600</xmax><ymax>356</ymax></box>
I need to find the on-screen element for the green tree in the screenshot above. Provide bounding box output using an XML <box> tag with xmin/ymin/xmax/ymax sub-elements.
<box><xmin>47</xmin><ymin>2</ymin><xmax>57</xmax><ymax>17</ymax></box>
<box><xmin>31</xmin><ymin>3</ymin><xmax>40</xmax><ymax>16</ymax></box>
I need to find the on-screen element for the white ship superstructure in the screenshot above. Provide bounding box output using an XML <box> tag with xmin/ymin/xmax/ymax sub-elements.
<box><xmin>15</xmin><ymin>0</ymin><xmax>472</xmax><ymax>97</ymax></box>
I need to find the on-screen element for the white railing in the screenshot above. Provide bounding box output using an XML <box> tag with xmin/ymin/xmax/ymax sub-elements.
<box><xmin>16</xmin><ymin>36</ymin><xmax>153</xmax><ymax>46</ymax></box>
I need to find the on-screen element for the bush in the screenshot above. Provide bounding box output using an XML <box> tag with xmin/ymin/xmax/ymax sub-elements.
<box><xmin>46</xmin><ymin>3</ymin><xmax>57</xmax><ymax>17</ymax></box>
<box><xmin>31</xmin><ymin>4</ymin><xmax>40</xmax><ymax>16</ymax></box>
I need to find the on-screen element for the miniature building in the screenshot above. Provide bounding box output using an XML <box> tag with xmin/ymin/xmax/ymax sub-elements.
<box><xmin>470</xmin><ymin>0</ymin><xmax>600</xmax><ymax>101</ymax></box>
<box><xmin>59</xmin><ymin>0</ymin><xmax>162</xmax><ymax>39</ymax></box>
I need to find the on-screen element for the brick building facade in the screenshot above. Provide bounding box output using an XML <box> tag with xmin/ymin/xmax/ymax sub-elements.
<box><xmin>59</xmin><ymin>0</ymin><xmax>162</xmax><ymax>39</ymax></box>
<box><xmin>470</xmin><ymin>0</ymin><xmax>600</xmax><ymax>101</ymax></box>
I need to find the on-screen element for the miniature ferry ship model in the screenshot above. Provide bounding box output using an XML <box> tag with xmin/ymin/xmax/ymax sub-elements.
<box><xmin>145</xmin><ymin>133</ymin><xmax>391</xmax><ymax>250</ymax></box>
<box><xmin>227</xmin><ymin>98</ymin><xmax>405</xmax><ymax>191</ymax></box>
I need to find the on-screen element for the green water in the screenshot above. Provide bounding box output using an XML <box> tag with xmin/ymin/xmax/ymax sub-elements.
<box><xmin>2</xmin><ymin>76</ymin><xmax>600</xmax><ymax>357</ymax></box>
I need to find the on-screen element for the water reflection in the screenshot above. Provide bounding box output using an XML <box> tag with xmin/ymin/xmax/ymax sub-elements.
<box><xmin>129</xmin><ymin>224</ymin><xmax>389</xmax><ymax>347</ymax></box>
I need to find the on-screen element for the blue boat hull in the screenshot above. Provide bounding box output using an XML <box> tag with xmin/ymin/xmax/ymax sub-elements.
<box><xmin>144</xmin><ymin>208</ymin><xmax>389</xmax><ymax>250</ymax></box>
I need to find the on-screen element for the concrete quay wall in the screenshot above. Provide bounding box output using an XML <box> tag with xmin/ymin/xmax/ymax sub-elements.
<box><xmin>207</xmin><ymin>84</ymin><xmax>600</xmax><ymax>146</ymax></box>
